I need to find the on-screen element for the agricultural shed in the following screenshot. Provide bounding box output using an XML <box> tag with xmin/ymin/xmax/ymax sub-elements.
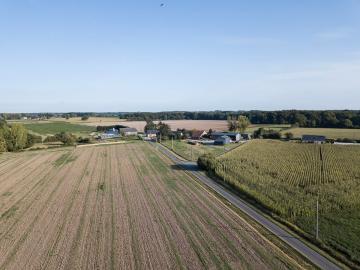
<box><xmin>119</xmin><ymin>127</ymin><xmax>138</xmax><ymax>136</ymax></box>
<box><xmin>214</xmin><ymin>135</ymin><xmax>231</xmax><ymax>145</ymax></box>
<box><xmin>101</xmin><ymin>128</ymin><xmax>120</xmax><ymax>139</ymax></box>
<box><xmin>211</xmin><ymin>132</ymin><xmax>241</xmax><ymax>142</ymax></box>
<box><xmin>240</xmin><ymin>133</ymin><xmax>252</xmax><ymax>140</ymax></box>
<box><xmin>301</xmin><ymin>135</ymin><xmax>326</xmax><ymax>144</ymax></box>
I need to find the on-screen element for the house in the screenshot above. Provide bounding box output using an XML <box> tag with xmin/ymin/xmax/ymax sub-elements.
<box><xmin>301</xmin><ymin>135</ymin><xmax>326</xmax><ymax>144</ymax></box>
<box><xmin>211</xmin><ymin>132</ymin><xmax>241</xmax><ymax>142</ymax></box>
<box><xmin>101</xmin><ymin>128</ymin><xmax>120</xmax><ymax>139</ymax></box>
<box><xmin>119</xmin><ymin>127</ymin><xmax>138</xmax><ymax>136</ymax></box>
<box><xmin>240</xmin><ymin>133</ymin><xmax>252</xmax><ymax>140</ymax></box>
<box><xmin>146</xmin><ymin>130</ymin><xmax>158</xmax><ymax>139</ymax></box>
<box><xmin>214</xmin><ymin>135</ymin><xmax>231</xmax><ymax>145</ymax></box>
<box><xmin>191</xmin><ymin>130</ymin><xmax>207</xmax><ymax>140</ymax></box>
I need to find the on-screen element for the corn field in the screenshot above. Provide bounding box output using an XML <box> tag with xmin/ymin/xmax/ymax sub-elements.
<box><xmin>214</xmin><ymin>140</ymin><xmax>360</xmax><ymax>264</ymax></box>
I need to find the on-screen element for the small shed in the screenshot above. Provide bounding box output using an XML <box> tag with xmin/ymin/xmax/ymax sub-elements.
<box><xmin>119</xmin><ymin>127</ymin><xmax>138</xmax><ymax>136</ymax></box>
<box><xmin>301</xmin><ymin>135</ymin><xmax>326</xmax><ymax>144</ymax></box>
<box><xmin>214</xmin><ymin>135</ymin><xmax>231</xmax><ymax>145</ymax></box>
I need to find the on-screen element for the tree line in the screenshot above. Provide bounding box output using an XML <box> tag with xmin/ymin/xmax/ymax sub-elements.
<box><xmin>121</xmin><ymin>110</ymin><xmax>360</xmax><ymax>129</ymax></box>
<box><xmin>2</xmin><ymin>110</ymin><xmax>360</xmax><ymax>129</ymax></box>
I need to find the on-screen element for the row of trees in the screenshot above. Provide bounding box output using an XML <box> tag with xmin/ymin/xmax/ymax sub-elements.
<box><xmin>2</xmin><ymin>110</ymin><xmax>359</xmax><ymax>128</ymax></box>
<box><xmin>120</xmin><ymin>110</ymin><xmax>360</xmax><ymax>129</ymax></box>
<box><xmin>0</xmin><ymin>120</ymin><xmax>41</xmax><ymax>152</ymax></box>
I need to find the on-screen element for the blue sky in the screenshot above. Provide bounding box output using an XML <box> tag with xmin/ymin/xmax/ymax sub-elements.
<box><xmin>0</xmin><ymin>0</ymin><xmax>359</xmax><ymax>112</ymax></box>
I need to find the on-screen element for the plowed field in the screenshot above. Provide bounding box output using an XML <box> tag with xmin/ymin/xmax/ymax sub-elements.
<box><xmin>0</xmin><ymin>143</ymin><xmax>303</xmax><ymax>269</ymax></box>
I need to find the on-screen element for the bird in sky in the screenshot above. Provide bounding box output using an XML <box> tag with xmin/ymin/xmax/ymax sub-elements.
<box><xmin>160</xmin><ymin>3</ymin><xmax>165</xmax><ymax>7</ymax></box>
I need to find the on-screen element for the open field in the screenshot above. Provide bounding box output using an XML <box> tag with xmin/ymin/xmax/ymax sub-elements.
<box><xmin>282</xmin><ymin>127</ymin><xmax>360</xmax><ymax>140</ymax></box>
<box><xmin>53</xmin><ymin>117</ymin><xmax>125</xmax><ymax>127</ymax></box>
<box><xmin>118</xmin><ymin>120</ymin><xmax>289</xmax><ymax>132</ymax></box>
<box><xmin>23</xmin><ymin>122</ymin><xmax>95</xmax><ymax>136</ymax></box>
<box><xmin>162</xmin><ymin>140</ymin><xmax>240</xmax><ymax>161</ymax></box>
<box><xmin>213</xmin><ymin>140</ymin><xmax>360</xmax><ymax>264</ymax></box>
<box><xmin>0</xmin><ymin>142</ymin><xmax>303</xmax><ymax>269</ymax></box>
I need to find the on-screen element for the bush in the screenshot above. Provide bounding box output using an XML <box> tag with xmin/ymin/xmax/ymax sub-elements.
<box><xmin>197</xmin><ymin>153</ymin><xmax>218</xmax><ymax>171</ymax></box>
<box><xmin>55</xmin><ymin>132</ymin><xmax>77</xmax><ymax>146</ymax></box>
<box><xmin>284</xmin><ymin>132</ymin><xmax>294</xmax><ymax>140</ymax></box>
<box><xmin>263</xmin><ymin>131</ymin><xmax>281</xmax><ymax>139</ymax></box>
<box><xmin>77</xmin><ymin>137</ymin><xmax>91</xmax><ymax>144</ymax></box>
<box><xmin>26</xmin><ymin>133</ymin><xmax>43</xmax><ymax>148</ymax></box>
<box><xmin>44</xmin><ymin>136</ymin><xmax>59</xmax><ymax>143</ymax></box>
<box><xmin>81</xmin><ymin>115</ymin><xmax>89</xmax><ymax>121</ymax></box>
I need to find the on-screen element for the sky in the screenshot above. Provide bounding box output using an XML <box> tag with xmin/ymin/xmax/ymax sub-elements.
<box><xmin>0</xmin><ymin>0</ymin><xmax>360</xmax><ymax>112</ymax></box>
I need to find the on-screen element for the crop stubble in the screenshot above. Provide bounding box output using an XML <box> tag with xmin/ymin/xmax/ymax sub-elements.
<box><xmin>0</xmin><ymin>143</ymin><xmax>302</xmax><ymax>269</ymax></box>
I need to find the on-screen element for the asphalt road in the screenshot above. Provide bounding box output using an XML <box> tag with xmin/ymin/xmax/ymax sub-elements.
<box><xmin>150</xmin><ymin>142</ymin><xmax>341</xmax><ymax>270</ymax></box>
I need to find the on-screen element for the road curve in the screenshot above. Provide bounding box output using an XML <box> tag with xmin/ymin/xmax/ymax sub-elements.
<box><xmin>150</xmin><ymin>142</ymin><xmax>341</xmax><ymax>270</ymax></box>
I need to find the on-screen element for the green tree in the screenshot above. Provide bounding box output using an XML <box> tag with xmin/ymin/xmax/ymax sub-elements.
<box><xmin>342</xmin><ymin>119</ymin><xmax>353</xmax><ymax>128</ymax></box>
<box><xmin>55</xmin><ymin>132</ymin><xmax>77</xmax><ymax>146</ymax></box>
<box><xmin>0</xmin><ymin>133</ymin><xmax>6</xmax><ymax>153</ymax></box>
<box><xmin>3</xmin><ymin>124</ymin><xmax>28</xmax><ymax>151</ymax></box>
<box><xmin>81</xmin><ymin>115</ymin><xmax>89</xmax><ymax>121</ymax></box>
<box><xmin>237</xmin><ymin>115</ymin><xmax>250</xmax><ymax>132</ymax></box>
<box><xmin>157</xmin><ymin>121</ymin><xmax>171</xmax><ymax>139</ymax></box>
<box><xmin>144</xmin><ymin>120</ymin><xmax>157</xmax><ymax>132</ymax></box>
<box><xmin>227</xmin><ymin>116</ymin><xmax>238</xmax><ymax>131</ymax></box>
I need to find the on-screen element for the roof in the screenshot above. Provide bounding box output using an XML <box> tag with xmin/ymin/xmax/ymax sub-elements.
<box><xmin>105</xmin><ymin>129</ymin><xmax>119</xmax><ymax>134</ymax></box>
<box><xmin>191</xmin><ymin>130</ymin><xmax>207</xmax><ymax>138</ymax></box>
<box><xmin>146</xmin><ymin>130</ymin><xmax>158</xmax><ymax>134</ymax></box>
<box><xmin>119</xmin><ymin>127</ymin><xmax>137</xmax><ymax>133</ymax></box>
<box><xmin>215</xmin><ymin>135</ymin><xmax>231</xmax><ymax>141</ymax></box>
<box><xmin>212</xmin><ymin>132</ymin><xmax>240</xmax><ymax>136</ymax></box>
<box><xmin>302</xmin><ymin>135</ymin><xmax>326</xmax><ymax>141</ymax></box>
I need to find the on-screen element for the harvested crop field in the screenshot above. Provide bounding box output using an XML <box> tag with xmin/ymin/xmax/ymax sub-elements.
<box><xmin>118</xmin><ymin>120</ymin><xmax>229</xmax><ymax>131</ymax></box>
<box><xmin>0</xmin><ymin>142</ymin><xmax>304</xmax><ymax>269</ymax></box>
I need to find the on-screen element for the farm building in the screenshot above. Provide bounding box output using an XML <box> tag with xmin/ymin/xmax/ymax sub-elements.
<box><xmin>101</xmin><ymin>128</ymin><xmax>120</xmax><ymax>139</ymax></box>
<box><xmin>301</xmin><ymin>135</ymin><xmax>326</xmax><ymax>144</ymax></box>
<box><xmin>119</xmin><ymin>127</ymin><xmax>138</xmax><ymax>136</ymax></box>
<box><xmin>146</xmin><ymin>130</ymin><xmax>158</xmax><ymax>139</ymax></box>
<box><xmin>211</xmin><ymin>132</ymin><xmax>241</xmax><ymax>142</ymax></box>
<box><xmin>191</xmin><ymin>130</ymin><xmax>207</xmax><ymax>140</ymax></box>
<box><xmin>214</xmin><ymin>135</ymin><xmax>231</xmax><ymax>145</ymax></box>
<box><xmin>240</xmin><ymin>133</ymin><xmax>252</xmax><ymax>140</ymax></box>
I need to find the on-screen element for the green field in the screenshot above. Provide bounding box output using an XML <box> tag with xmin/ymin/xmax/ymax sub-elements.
<box><xmin>24</xmin><ymin>121</ymin><xmax>95</xmax><ymax>135</ymax></box>
<box><xmin>162</xmin><ymin>140</ymin><xmax>239</xmax><ymax>161</ymax></box>
<box><xmin>246</xmin><ymin>124</ymin><xmax>291</xmax><ymax>133</ymax></box>
<box><xmin>282</xmin><ymin>127</ymin><xmax>360</xmax><ymax>140</ymax></box>
<box><xmin>208</xmin><ymin>140</ymin><xmax>360</xmax><ymax>265</ymax></box>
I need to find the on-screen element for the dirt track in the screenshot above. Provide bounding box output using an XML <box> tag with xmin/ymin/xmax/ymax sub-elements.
<box><xmin>0</xmin><ymin>143</ymin><xmax>303</xmax><ymax>269</ymax></box>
